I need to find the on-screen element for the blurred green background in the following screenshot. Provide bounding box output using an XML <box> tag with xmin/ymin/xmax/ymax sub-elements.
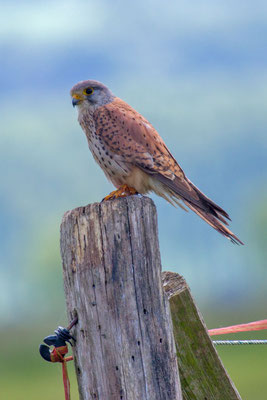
<box><xmin>1</xmin><ymin>1</ymin><xmax>267</xmax><ymax>399</ymax></box>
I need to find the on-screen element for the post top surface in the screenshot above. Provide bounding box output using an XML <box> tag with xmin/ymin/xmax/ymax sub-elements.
<box><xmin>61</xmin><ymin>195</ymin><xmax>155</xmax><ymax>225</ymax></box>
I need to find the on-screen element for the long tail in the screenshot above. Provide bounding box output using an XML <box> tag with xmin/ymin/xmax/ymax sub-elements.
<box><xmin>184</xmin><ymin>200</ymin><xmax>243</xmax><ymax>245</ymax></box>
<box><xmin>157</xmin><ymin>174</ymin><xmax>244</xmax><ymax>245</ymax></box>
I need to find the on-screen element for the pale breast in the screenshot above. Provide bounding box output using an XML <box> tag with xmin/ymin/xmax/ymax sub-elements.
<box><xmin>78</xmin><ymin>109</ymin><xmax>130</xmax><ymax>187</ymax></box>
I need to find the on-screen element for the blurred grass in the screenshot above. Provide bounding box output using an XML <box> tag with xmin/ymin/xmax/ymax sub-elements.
<box><xmin>1</xmin><ymin>324</ymin><xmax>266</xmax><ymax>399</ymax></box>
<box><xmin>218</xmin><ymin>346</ymin><xmax>267</xmax><ymax>400</ymax></box>
<box><xmin>216</xmin><ymin>330</ymin><xmax>267</xmax><ymax>399</ymax></box>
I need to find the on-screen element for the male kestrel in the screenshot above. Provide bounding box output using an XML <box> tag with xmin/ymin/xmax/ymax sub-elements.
<box><xmin>71</xmin><ymin>80</ymin><xmax>243</xmax><ymax>244</ymax></box>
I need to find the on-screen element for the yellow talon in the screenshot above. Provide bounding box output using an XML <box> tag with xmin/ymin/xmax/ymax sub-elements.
<box><xmin>102</xmin><ymin>185</ymin><xmax>138</xmax><ymax>201</ymax></box>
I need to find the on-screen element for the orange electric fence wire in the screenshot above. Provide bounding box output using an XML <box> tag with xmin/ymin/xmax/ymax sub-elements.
<box><xmin>208</xmin><ymin>319</ymin><xmax>267</xmax><ymax>336</ymax></box>
<box><xmin>208</xmin><ymin>319</ymin><xmax>267</xmax><ymax>346</ymax></box>
<box><xmin>40</xmin><ymin>318</ymin><xmax>267</xmax><ymax>399</ymax></box>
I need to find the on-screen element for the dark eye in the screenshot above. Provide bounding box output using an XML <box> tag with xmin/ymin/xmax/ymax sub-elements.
<box><xmin>83</xmin><ymin>87</ymin><xmax>94</xmax><ymax>95</ymax></box>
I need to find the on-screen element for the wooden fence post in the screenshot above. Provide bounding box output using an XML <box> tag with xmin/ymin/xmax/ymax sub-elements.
<box><xmin>162</xmin><ymin>271</ymin><xmax>241</xmax><ymax>400</ymax></box>
<box><xmin>60</xmin><ymin>196</ymin><xmax>182</xmax><ymax>400</ymax></box>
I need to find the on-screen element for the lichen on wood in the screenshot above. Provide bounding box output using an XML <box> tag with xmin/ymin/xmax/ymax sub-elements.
<box><xmin>162</xmin><ymin>271</ymin><xmax>241</xmax><ymax>400</ymax></box>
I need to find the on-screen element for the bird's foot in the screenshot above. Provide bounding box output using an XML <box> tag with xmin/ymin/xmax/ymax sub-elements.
<box><xmin>102</xmin><ymin>184</ymin><xmax>138</xmax><ymax>201</ymax></box>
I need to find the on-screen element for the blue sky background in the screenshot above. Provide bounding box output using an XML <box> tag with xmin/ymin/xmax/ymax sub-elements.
<box><xmin>1</xmin><ymin>2</ymin><xmax>267</xmax><ymax>397</ymax></box>
<box><xmin>1</xmin><ymin>0</ymin><xmax>267</xmax><ymax>322</ymax></box>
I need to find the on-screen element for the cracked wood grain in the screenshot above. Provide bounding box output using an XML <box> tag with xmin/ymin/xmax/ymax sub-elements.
<box><xmin>60</xmin><ymin>196</ymin><xmax>182</xmax><ymax>400</ymax></box>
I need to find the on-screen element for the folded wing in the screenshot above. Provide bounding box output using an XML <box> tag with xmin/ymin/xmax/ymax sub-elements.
<box><xmin>94</xmin><ymin>98</ymin><xmax>243</xmax><ymax>244</ymax></box>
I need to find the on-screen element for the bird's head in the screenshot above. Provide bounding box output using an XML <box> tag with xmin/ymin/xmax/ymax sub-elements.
<box><xmin>70</xmin><ymin>80</ymin><xmax>114</xmax><ymax>110</ymax></box>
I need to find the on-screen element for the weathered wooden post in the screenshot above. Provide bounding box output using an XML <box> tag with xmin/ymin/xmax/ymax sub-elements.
<box><xmin>162</xmin><ymin>271</ymin><xmax>241</xmax><ymax>400</ymax></box>
<box><xmin>60</xmin><ymin>196</ymin><xmax>182</xmax><ymax>400</ymax></box>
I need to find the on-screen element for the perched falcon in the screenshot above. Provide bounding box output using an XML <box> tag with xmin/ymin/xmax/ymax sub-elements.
<box><xmin>71</xmin><ymin>80</ymin><xmax>243</xmax><ymax>244</ymax></box>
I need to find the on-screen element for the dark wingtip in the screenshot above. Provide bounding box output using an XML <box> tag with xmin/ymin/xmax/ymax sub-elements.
<box><xmin>230</xmin><ymin>235</ymin><xmax>244</xmax><ymax>246</ymax></box>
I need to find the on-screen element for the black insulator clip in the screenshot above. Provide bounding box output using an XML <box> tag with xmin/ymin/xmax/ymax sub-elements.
<box><xmin>39</xmin><ymin>318</ymin><xmax>78</xmax><ymax>362</ymax></box>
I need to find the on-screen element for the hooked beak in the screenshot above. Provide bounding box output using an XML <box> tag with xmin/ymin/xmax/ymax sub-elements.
<box><xmin>72</xmin><ymin>94</ymin><xmax>82</xmax><ymax>107</ymax></box>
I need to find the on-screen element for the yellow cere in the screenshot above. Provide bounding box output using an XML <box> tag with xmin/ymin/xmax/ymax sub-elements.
<box><xmin>72</xmin><ymin>93</ymin><xmax>82</xmax><ymax>100</ymax></box>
